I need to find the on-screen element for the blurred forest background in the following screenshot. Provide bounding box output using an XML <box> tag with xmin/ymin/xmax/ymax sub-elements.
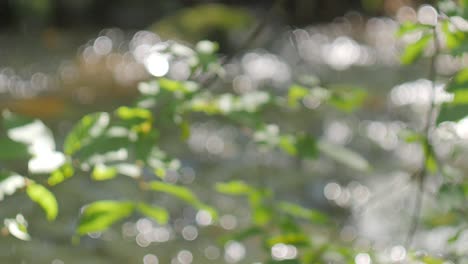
<box><xmin>2</xmin><ymin>0</ymin><xmax>468</xmax><ymax>264</ymax></box>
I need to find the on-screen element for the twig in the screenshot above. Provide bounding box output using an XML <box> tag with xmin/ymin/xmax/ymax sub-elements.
<box><xmin>405</xmin><ymin>25</ymin><xmax>440</xmax><ymax>249</ymax></box>
<box><xmin>200</xmin><ymin>0</ymin><xmax>284</xmax><ymax>89</ymax></box>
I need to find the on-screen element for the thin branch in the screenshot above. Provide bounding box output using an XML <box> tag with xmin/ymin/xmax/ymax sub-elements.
<box><xmin>405</xmin><ymin>25</ymin><xmax>440</xmax><ymax>249</ymax></box>
<box><xmin>200</xmin><ymin>0</ymin><xmax>284</xmax><ymax>89</ymax></box>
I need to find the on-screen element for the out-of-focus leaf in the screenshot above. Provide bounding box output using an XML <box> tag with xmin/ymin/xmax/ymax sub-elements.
<box><xmin>26</xmin><ymin>182</ymin><xmax>58</xmax><ymax>221</ymax></box>
<box><xmin>0</xmin><ymin>170</ymin><xmax>26</xmax><ymax>201</ymax></box>
<box><xmin>137</xmin><ymin>203</ymin><xmax>169</xmax><ymax>225</ymax></box>
<box><xmin>151</xmin><ymin>3</ymin><xmax>253</xmax><ymax>42</ymax></box>
<box><xmin>447</xmin><ymin>228</ymin><xmax>464</xmax><ymax>244</ymax></box>
<box><xmin>278</xmin><ymin>135</ymin><xmax>297</xmax><ymax>156</ymax></box>
<box><xmin>296</xmin><ymin>134</ymin><xmax>318</xmax><ymax>159</ymax></box>
<box><xmin>215</xmin><ymin>181</ymin><xmax>254</xmax><ymax>196</ymax></box>
<box><xmin>64</xmin><ymin>112</ymin><xmax>109</xmax><ymax>155</ymax></box>
<box><xmin>438</xmin><ymin>68</ymin><xmax>468</xmax><ymax>123</ymax></box>
<box><xmin>398</xmin><ymin>129</ymin><xmax>424</xmax><ymax>143</ymax></box>
<box><xmin>318</xmin><ymin>141</ymin><xmax>370</xmax><ymax>171</ymax></box>
<box><xmin>3</xmin><ymin>214</ymin><xmax>30</xmax><ymax>241</ymax></box>
<box><xmin>328</xmin><ymin>86</ymin><xmax>367</xmax><ymax>112</ymax></box>
<box><xmin>74</xmin><ymin>136</ymin><xmax>131</xmax><ymax>165</ymax></box>
<box><xmin>0</xmin><ymin>136</ymin><xmax>31</xmax><ymax>160</ymax></box>
<box><xmin>423</xmin><ymin>140</ymin><xmax>438</xmax><ymax>174</ymax></box>
<box><xmin>116</xmin><ymin>106</ymin><xmax>152</xmax><ymax>120</ymax></box>
<box><xmin>92</xmin><ymin>164</ymin><xmax>117</xmax><ymax>181</ymax></box>
<box><xmin>400</xmin><ymin>33</ymin><xmax>433</xmax><ymax>65</ymax></box>
<box><xmin>48</xmin><ymin>162</ymin><xmax>74</xmax><ymax>186</ymax></box>
<box><xmin>266</xmin><ymin>233</ymin><xmax>310</xmax><ymax>247</ymax></box>
<box><xmin>220</xmin><ymin>226</ymin><xmax>263</xmax><ymax>243</ymax></box>
<box><xmin>396</xmin><ymin>21</ymin><xmax>433</xmax><ymax>37</ymax></box>
<box><xmin>288</xmin><ymin>85</ymin><xmax>309</xmax><ymax>108</ymax></box>
<box><xmin>135</xmin><ymin>130</ymin><xmax>158</xmax><ymax>162</ymax></box>
<box><xmin>438</xmin><ymin>183</ymin><xmax>465</xmax><ymax>210</ymax></box>
<box><xmin>77</xmin><ymin>200</ymin><xmax>134</xmax><ymax>234</ymax></box>
<box><xmin>2</xmin><ymin>110</ymin><xmax>35</xmax><ymax>130</ymax></box>
<box><xmin>150</xmin><ymin>181</ymin><xmax>217</xmax><ymax>219</ymax></box>
<box><xmin>278</xmin><ymin>201</ymin><xmax>328</xmax><ymax>224</ymax></box>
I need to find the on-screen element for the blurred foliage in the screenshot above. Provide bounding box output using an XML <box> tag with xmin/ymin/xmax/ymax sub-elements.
<box><xmin>2</xmin><ymin>1</ymin><xmax>468</xmax><ymax>263</ymax></box>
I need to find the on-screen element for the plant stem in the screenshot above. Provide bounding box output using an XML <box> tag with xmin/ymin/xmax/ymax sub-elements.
<box><xmin>405</xmin><ymin>25</ymin><xmax>440</xmax><ymax>249</ymax></box>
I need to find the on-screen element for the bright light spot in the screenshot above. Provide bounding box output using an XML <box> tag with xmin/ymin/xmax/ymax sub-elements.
<box><xmin>143</xmin><ymin>254</ymin><xmax>159</xmax><ymax>264</ymax></box>
<box><xmin>0</xmin><ymin>175</ymin><xmax>25</xmax><ymax>200</ymax></box>
<box><xmin>324</xmin><ymin>182</ymin><xmax>341</xmax><ymax>200</ymax></box>
<box><xmin>390</xmin><ymin>79</ymin><xmax>452</xmax><ymax>106</ymax></box>
<box><xmin>271</xmin><ymin>243</ymin><xmax>298</xmax><ymax>260</ymax></box>
<box><xmin>204</xmin><ymin>245</ymin><xmax>220</xmax><ymax>260</ymax></box>
<box><xmin>136</xmin><ymin>233</ymin><xmax>151</xmax><ymax>247</ymax></box>
<box><xmin>322</xmin><ymin>37</ymin><xmax>361</xmax><ymax>70</ymax></box>
<box><xmin>181</xmin><ymin>225</ymin><xmax>198</xmax><ymax>241</ymax></box>
<box><xmin>220</xmin><ymin>215</ymin><xmax>238</xmax><ymax>230</ymax></box>
<box><xmin>177</xmin><ymin>250</ymin><xmax>193</xmax><ymax>264</ymax></box>
<box><xmin>417</xmin><ymin>5</ymin><xmax>438</xmax><ymax>26</ymax></box>
<box><xmin>144</xmin><ymin>52</ymin><xmax>169</xmax><ymax>77</ymax></box>
<box><xmin>325</xmin><ymin>121</ymin><xmax>352</xmax><ymax>145</ymax></box>
<box><xmin>196</xmin><ymin>40</ymin><xmax>217</xmax><ymax>54</ymax></box>
<box><xmin>355</xmin><ymin>253</ymin><xmax>371</xmax><ymax>264</ymax></box>
<box><xmin>115</xmin><ymin>163</ymin><xmax>141</xmax><ymax>178</ymax></box>
<box><xmin>137</xmin><ymin>218</ymin><xmax>153</xmax><ymax>233</ymax></box>
<box><xmin>93</xmin><ymin>36</ymin><xmax>113</xmax><ymax>55</ymax></box>
<box><xmin>390</xmin><ymin>245</ymin><xmax>406</xmax><ymax>261</ymax></box>
<box><xmin>196</xmin><ymin>210</ymin><xmax>213</xmax><ymax>226</ymax></box>
<box><xmin>151</xmin><ymin>227</ymin><xmax>171</xmax><ymax>242</ymax></box>
<box><xmin>224</xmin><ymin>241</ymin><xmax>246</xmax><ymax>263</ymax></box>
<box><xmin>51</xmin><ymin>259</ymin><xmax>64</xmax><ymax>264</ymax></box>
<box><xmin>455</xmin><ymin>117</ymin><xmax>468</xmax><ymax>139</ymax></box>
<box><xmin>28</xmin><ymin>151</ymin><xmax>65</xmax><ymax>174</ymax></box>
<box><xmin>205</xmin><ymin>135</ymin><xmax>224</xmax><ymax>154</ymax></box>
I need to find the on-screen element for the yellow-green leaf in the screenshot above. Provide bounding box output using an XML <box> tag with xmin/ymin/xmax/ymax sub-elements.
<box><xmin>26</xmin><ymin>183</ymin><xmax>58</xmax><ymax>221</ymax></box>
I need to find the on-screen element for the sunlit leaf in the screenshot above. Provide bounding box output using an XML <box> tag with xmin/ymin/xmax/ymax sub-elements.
<box><xmin>328</xmin><ymin>86</ymin><xmax>367</xmax><ymax>112</ymax></box>
<box><xmin>137</xmin><ymin>203</ymin><xmax>169</xmax><ymax>225</ymax></box>
<box><xmin>266</xmin><ymin>233</ymin><xmax>311</xmax><ymax>247</ymax></box>
<box><xmin>3</xmin><ymin>214</ymin><xmax>30</xmax><ymax>241</ymax></box>
<box><xmin>92</xmin><ymin>164</ymin><xmax>118</xmax><ymax>181</ymax></box>
<box><xmin>150</xmin><ymin>181</ymin><xmax>217</xmax><ymax>218</ymax></box>
<box><xmin>64</xmin><ymin>112</ymin><xmax>109</xmax><ymax>155</ymax></box>
<box><xmin>401</xmin><ymin>33</ymin><xmax>433</xmax><ymax>65</ymax></box>
<box><xmin>288</xmin><ymin>84</ymin><xmax>309</xmax><ymax>108</ymax></box>
<box><xmin>26</xmin><ymin>182</ymin><xmax>58</xmax><ymax>221</ymax></box>
<box><xmin>0</xmin><ymin>170</ymin><xmax>26</xmax><ymax>201</ymax></box>
<box><xmin>48</xmin><ymin>162</ymin><xmax>74</xmax><ymax>186</ymax></box>
<box><xmin>278</xmin><ymin>201</ymin><xmax>328</xmax><ymax>224</ymax></box>
<box><xmin>396</xmin><ymin>21</ymin><xmax>433</xmax><ymax>37</ymax></box>
<box><xmin>215</xmin><ymin>181</ymin><xmax>254</xmax><ymax>196</ymax></box>
<box><xmin>77</xmin><ymin>200</ymin><xmax>135</xmax><ymax>234</ymax></box>
<box><xmin>318</xmin><ymin>141</ymin><xmax>370</xmax><ymax>171</ymax></box>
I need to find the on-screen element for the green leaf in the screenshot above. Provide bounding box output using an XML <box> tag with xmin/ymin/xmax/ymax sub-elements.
<box><xmin>2</xmin><ymin>110</ymin><xmax>35</xmax><ymax>130</ymax></box>
<box><xmin>423</xmin><ymin>140</ymin><xmax>438</xmax><ymax>174</ymax></box>
<box><xmin>116</xmin><ymin>106</ymin><xmax>152</xmax><ymax>120</ymax></box>
<box><xmin>137</xmin><ymin>203</ymin><xmax>169</xmax><ymax>225</ymax></box>
<box><xmin>92</xmin><ymin>164</ymin><xmax>118</xmax><ymax>181</ymax></box>
<box><xmin>215</xmin><ymin>181</ymin><xmax>254</xmax><ymax>196</ymax></box>
<box><xmin>288</xmin><ymin>85</ymin><xmax>309</xmax><ymax>108</ymax></box>
<box><xmin>150</xmin><ymin>181</ymin><xmax>217</xmax><ymax>218</ymax></box>
<box><xmin>266</xmin><ymin>233</ymin><xmax>311</xmax><ymax>247</ymax></box>
<box><xmin>0</xmin><ymin>170</ymin><xmax>26</xmax><ymax>201</ymax></box>
<box><xmin>437</xmin><ymin>68</ymin><xmax>468</xmax><ymax>124</ymax></box>
<box><xmin>401</xmin><ymin>33</ymin><xmax>433</xmax><ymax>65</ymax></box>
<box><xmin>64</xmin><ymin>112</ymin><xmax>109</xmax><ymax>155</ymax></box>
<box><xmin>0</xmin><ymin>136</ymin><xmax>31</xmax><ymax>160</ymax></box>
<box><xmin>296</xmin><ymin>134</ymin><xmax>318</xmax><ymax>159</ymax></box>
<box><xmin>396</xmin><ymin>22</ymin><xmax>433</xmax><ymax>37</ymax></box>
<box><xmin>26</xmin><ymin>183</ymin><xmax>58</xmax><ymax>221</ymax></box>
<box><xmin>220</xmin><ymin>226</ymin><xmax>263</xmax><ymax>243</ymax></box>
<box><xmin>438</xmin><ymin>183</ymin><xmax>465</xmax><ymax>211</ymax></box>
<box><xmin>328</xmin><ymin>86</ymin><xmax>367</xmax><ymax>112</ymax></box>
<box><xmin>77</xmin><ymin>200</ymin><xmax>135</xmax><ymax>234</ymax></box>
<box><xmin>318</xmin><ymin>141</ymin><xmax>370</xmax><ymax>171</ymax></box>
<box><xmin>48</xmin><ymin>162</ymin><xmax>74</xmax><ymax>186</ymax></box>
<box><xmin>278</xmin><ymin>201</ymin><xmax>329</xmax><ymax>224</ymax></box>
